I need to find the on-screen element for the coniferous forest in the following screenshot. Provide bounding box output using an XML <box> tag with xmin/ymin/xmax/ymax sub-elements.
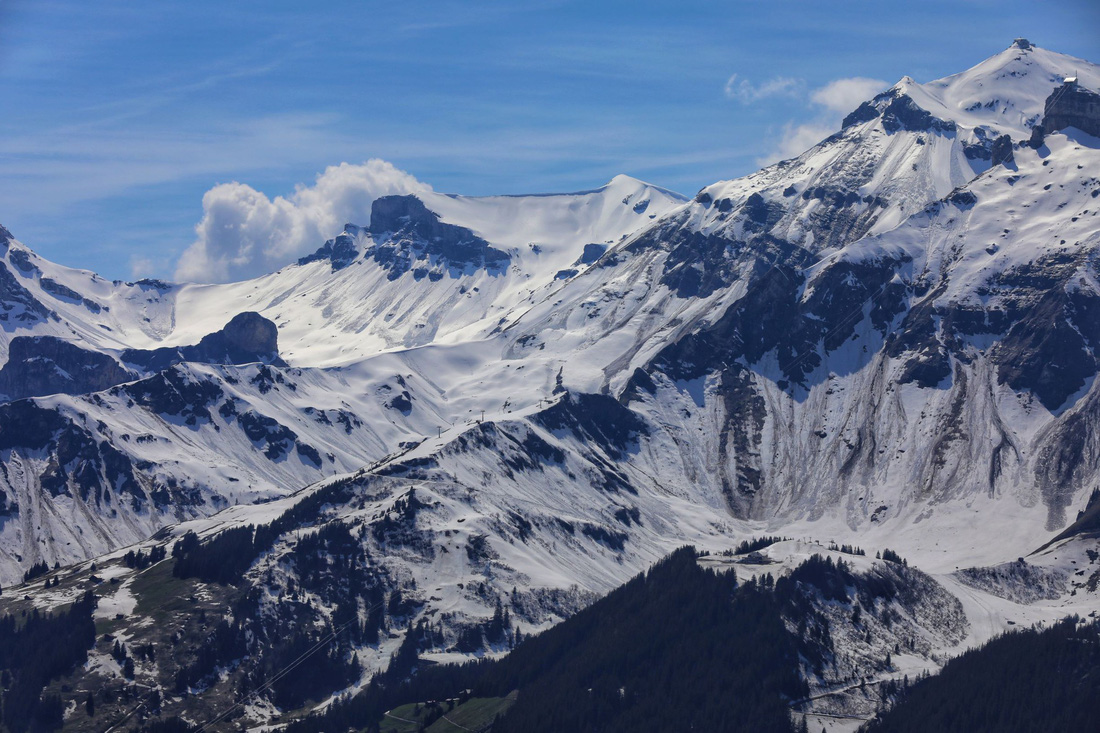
<box><xmin>288</xmin><ymin>547</ymin><xmax>806</xmax><ymax>733</ymax></box>
<box><xmin>863</xmin><ymin>616</ymin><xmax>1100</xmax><ymax>732</ymax></box>
<box><xmin>0</xmin><ymin>592</ymin><xmax>97</xmax><ymax>733</ymax></box>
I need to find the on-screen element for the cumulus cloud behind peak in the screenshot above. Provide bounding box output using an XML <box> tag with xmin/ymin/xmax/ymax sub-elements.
<box><xmin>174</xmin><ymin>159</ymin><xmax>430</xmax><ymax>283</ymax></box>
<box><xmin>755</xmin><ymin>75</ymin><xmax>889</xmax><ymax>166</ymax></box>
<box><xmin>810</xmin><ymin>76</ymin><xmax>891</xmax><ymax>113</ymax></box>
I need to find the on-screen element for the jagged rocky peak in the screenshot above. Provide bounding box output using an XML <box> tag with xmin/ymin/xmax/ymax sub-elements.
<box><xmin>297</xmin><ymin>223</ymin><xmax>364</xmax><ymax>271</ymax></box>
<box><xmin>368</xmin><ymin>194</ymin><xmax>510</xmax><ymax>276</ymax></box>
<box><xmin>844</xmin><ymin>86</ymin><xmax>957</xmax><ymax>134</ymax></box>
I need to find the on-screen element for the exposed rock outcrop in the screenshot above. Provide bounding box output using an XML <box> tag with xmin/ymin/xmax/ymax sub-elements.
<box><xmin>0</xmin><ymin>261</ymin><xmax>53</xmax><ymax>327</ymax></box>
<box><xmin>123</xmin><ymin>311</ymin><xmax>286</xmax><ymax>371</ymax></box>
<box><xmin>1040</xmin><ymin>81</ymin><xmax>1100</xmax><ymax>138</ymax></box>
<box><xmin>297</xmin><ymin>224</ymin><xmax>363</xmax><ymax>271</ymax></box>
<box><xmin>367</xmin><ymin>195</ymin><xmax>510</xmax><ymax>278</ymax></box>
<box><xmin>0</xmin><ymin>336</ymin><xmax>135</xmax><ymax>400</ymax></box>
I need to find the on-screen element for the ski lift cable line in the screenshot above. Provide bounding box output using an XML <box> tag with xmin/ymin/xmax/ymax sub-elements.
<box><xmin>101</xmin><ymin>596</ymin><xmax>381</xmax><ymax>733</ymax></box>
<box><xmin>192</xmin><ymin>605</ymin><xmax>378</xmax><ymax>733</ymax></box>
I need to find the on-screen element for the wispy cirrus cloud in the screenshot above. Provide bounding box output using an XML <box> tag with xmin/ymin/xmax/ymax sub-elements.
<box><xmin>723</xmin><ymin>74</ymin><xmax>805</xmax><ymax>103</ymax></box>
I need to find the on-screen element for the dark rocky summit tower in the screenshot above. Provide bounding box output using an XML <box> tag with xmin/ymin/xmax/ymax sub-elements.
<box><xmin>1031</xmin><ymin>74</ymin><xmax>1100</xmax><ymax>145</ymax></box>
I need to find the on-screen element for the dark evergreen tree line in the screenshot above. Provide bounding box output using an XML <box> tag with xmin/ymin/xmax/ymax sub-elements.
<box><xmin>124</xmin><ymin>544</ymin><xmax>167</xmax><ymax>569</ymax></box>
<box><xmin>285</xmin><ymin>547</ymin><xmax>808</xmax><ymax>733</ymax></box>
<box><xmin>828</xmin><ymin>543</ymin><xmax>866</xmax><ymax>556</ymax></box>
<box><xmin>729</xmin><ymin>535</ymin><xmax>789</xmax><ymax>555</ymax></box>
<box><xmin>171</xmin><ymin>473</ymin><xmax>366</xmax><ymax>586</ymax></box>
<box><xmin>21</xmin><ymin>560</ymin><xmax>49</xmax><ymax>583</ymax></box>
<box><xmin>0</xmin><ymin>591</ymin><xmax>97</xmax><ymax>733</ymax></box>
<box><xmin>863</xmin><ymin>616</ymin><xmax>1100</xmax><ymax>732</ymax></box>
<box><xmin>172</xmin><ymin>526</ymin><xmax>272</xmax><ymax>585</ymax></box>
<box><xmin>879</xmin><ymin>548</ymin><xmax>907</xmax><ymax>565</ymax></box>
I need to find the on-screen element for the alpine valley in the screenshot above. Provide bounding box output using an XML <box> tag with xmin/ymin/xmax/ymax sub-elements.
<box><xmin>2</xmin><ymin>39</ymin><xmax>1100</xmax><ymax>733</ymax></box>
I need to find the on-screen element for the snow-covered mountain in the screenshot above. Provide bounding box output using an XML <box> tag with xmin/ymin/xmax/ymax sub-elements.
<box><xmin>2</xmin><ymin>38</ymin><xmax>1100</xmax><ymax>729</ymax></box>
<box><xmin>0</xmin><ymin>176</ymin><xmax>686</xmax><ymax>366</ymax></box>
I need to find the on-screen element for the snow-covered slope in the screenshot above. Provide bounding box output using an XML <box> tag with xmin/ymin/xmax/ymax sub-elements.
<box><xmin>0</xmin><ymin>176</ymin><xmax>690</xmax><ymax>580</ymax></box>
<box><xmin>2</xmin><ymin>39</ymin><xmax>1100</xmax><ymax>729</ymax></box>
<box><xmin>0</xmin><ymin>36</ymin><xmax>1098</xmax><ymax>646</ymax></box>
<box><xmin>914</xmin><ymin>39</ymin><xmax>1100</xmax><ymax>136</ymax></box>
<box><xmin>685</xmin><ymin>38</ymin><xmax>1097</xmax><ymax>258</ymax></box>
<box><xmin>0</xmin><ymin>176</ymin><xmax>686</xmax><ymax>366</ymax></box>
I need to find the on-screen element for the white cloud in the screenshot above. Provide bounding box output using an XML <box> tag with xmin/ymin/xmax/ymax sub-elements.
<box><xmin>129</xmin><ymin>256</ymin><xmax>156</xmax><ymax>280</ymax></box>
<box><xmin>810</xmin><ymin>77</ymin><xmax>890</xmax><ymax>114</ymax></box>
<box><xmin>174</xmin><ymin>160</ymin><xmax>430</xmax><ymax>283</ymax></box>
<box><xmin>755</xmin><ymin>76</ymin><xmax>889</xmax><ymax>166</ymax></box>
<box><xmin>760</xmin><ymin>122</ymin><xmax>837</xmax><ymax>165</ymax></box>
<box><xmin>724</xmin><ymin>74</ymin><xmax>804</xmax><ymax>104</ymax></box>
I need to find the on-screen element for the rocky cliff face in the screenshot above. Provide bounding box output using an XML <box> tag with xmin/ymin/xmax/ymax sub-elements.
<box><xmin>618</xmin><ymin>129</ymin><xmax>1100</xmax><ymax>532</ymax></box>
<box><xmin>0</xmin><ymin>259</ymin><xmax>54</xmax><ymax>328</ymax></box>
<box><xmin>368</xmin><ymin>194</ymin><xmax>511</xmax><ymax>278</ymax></box>
<box><xmin>0</xmin><ymin>336</ymin><xmax>135</xmax><ymax>400</ymax></box>
<box><xmin>297</xmin><ymin>224</ymin><xmax>365</xmax><ymax>271</ymax></box>
<box><xmin>1038</xmin><ymin>81</ymin><xmax>1100</xmax><ymax>139</ymax></box>
<box><xmin>122</xmin><ymin>311</ymin><xmax>285</xmax><ymax>371</ymax></box>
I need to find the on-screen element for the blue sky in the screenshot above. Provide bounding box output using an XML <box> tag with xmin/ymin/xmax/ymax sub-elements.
<box><xmin>0</xmin><ymin>0</ymin><xmax>1097</xmax><ymax>281</ymax></box>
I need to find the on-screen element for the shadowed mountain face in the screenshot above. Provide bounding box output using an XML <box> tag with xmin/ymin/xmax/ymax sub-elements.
<box><xmin>0</xmin><ymin>259</ymin><xmax>54</xmax><ymax>329</ymax></box>
<box><xmin>122</xmin><ymin>311</ymin><xmax>286</xmax><ymax>372</ymax></box>
<box><xmin>0</xmin><ymin>336</ymin><xmax>135</xmax><ymax>401</ymax></box>
<box><xmin>0</xmin><ymin>312</ymin><xmax>285</xmax><ymax>403</ymax></box>
<box><xmin>367</xmin><ymin>195</ymin><xmax>511</xmax><ymax>279</ymax></box>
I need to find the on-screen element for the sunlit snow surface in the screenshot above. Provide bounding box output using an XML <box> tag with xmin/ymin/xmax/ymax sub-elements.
<box><xmin>2</xmin><ymin>42</ymin><xmax>1100</xmax><ymax>725</ymax></box>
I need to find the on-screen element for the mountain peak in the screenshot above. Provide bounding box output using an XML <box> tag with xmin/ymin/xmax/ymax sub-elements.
<box><xmin>603</xmin><ymin>174</ymin><xmax>689</xmax><ymax>204</ymax></box>
<box><xmin>912</xmin><ymin>41</ymin><xmax>1100</xmax><ymax>136</ymax></box>
<box><xmin>607</xmin><ymin>173</ymin><xmax>645</xmax><ymax>187</ymax></box>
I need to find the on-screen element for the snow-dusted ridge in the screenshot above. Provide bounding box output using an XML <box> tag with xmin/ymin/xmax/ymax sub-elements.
<box><xmin>2</xmin><ymin>39</ymin><xmax>1100</xmax><ymax>729</ymax></box>
<box><xmin>0</xmin><ymin>176</ymin><xmax>688</xmax><ymax>367</ymax></box>
<box><xmin>1</xmin><ymin>41</ymin><xmax>1097</xmax><ymax>576</ymax></box>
